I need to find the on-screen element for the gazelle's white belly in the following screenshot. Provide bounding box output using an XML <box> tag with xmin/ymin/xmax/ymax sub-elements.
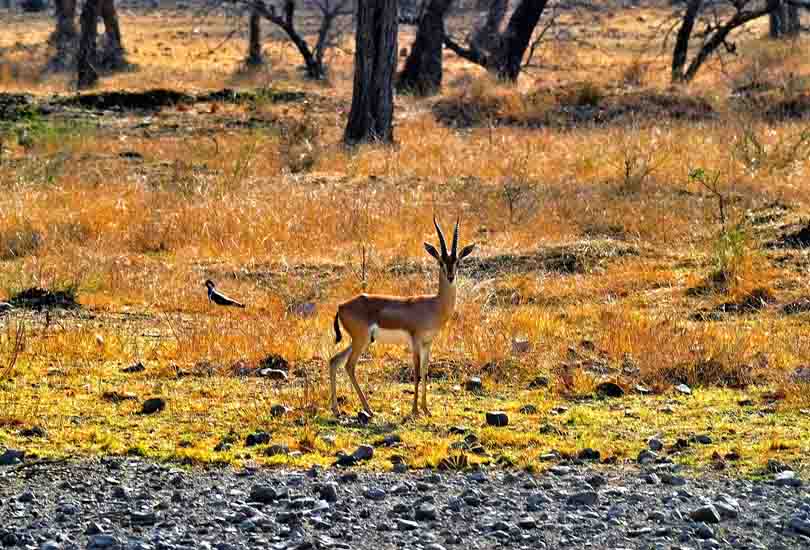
<box><xmin>370</xmin><ymin>324</ymin><xmax>412</xmax><ymax>348</ymax></box>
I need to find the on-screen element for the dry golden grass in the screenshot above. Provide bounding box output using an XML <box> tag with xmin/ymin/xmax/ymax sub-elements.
<box><xmin>1</xmin><ymin>7</ymin><xmax>810</xmax><ymax>474</ymax></box>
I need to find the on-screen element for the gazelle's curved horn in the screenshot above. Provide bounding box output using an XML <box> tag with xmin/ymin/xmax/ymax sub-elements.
<box><xmin>434</xmin><ymin>216</ymin><xmax>448</xmax><ymax>258</ymax></box>
<box><xmin>451</xmin><ymin>217</ymin><xmax>460</xmax><ymax>258</ymax></box>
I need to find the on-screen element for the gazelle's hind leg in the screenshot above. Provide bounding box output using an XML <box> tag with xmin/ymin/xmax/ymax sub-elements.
<box><xmin>411</xmin><ymin>346</ymin><xmax>421</xmax><ymax>417</ymax></box>
<box><xmin>329</xmin><ymin>346</ymin><xmax>352</xmax><ymax>415</ymax></box>
<box><xmin>344</xmin><ymin>335</ymin><xmax>373</xmax><ymax>416</ymax></box>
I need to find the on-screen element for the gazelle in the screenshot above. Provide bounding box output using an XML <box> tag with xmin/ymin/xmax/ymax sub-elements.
<box><xmin>329</xmin><ymin>217</ymin><xmax>475</xmax><ymax>417</ymax></box>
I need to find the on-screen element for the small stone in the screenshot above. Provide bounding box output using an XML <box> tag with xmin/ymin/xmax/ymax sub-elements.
<box><xmin>675</xmin><ymin>383</ymin><xmax>692</xmax><ymax>395</ymax></box>
<box><xmin>396</xmin><ymin>518</ymin><xmax>419</xmax><ymax>531</ymax></box>
<box><xmin>18</xmin><ymin>426</ymin><xmax>46</xmax><ymax>438</ymax></box>
<box><xmin>465</xmin><ymin>377</ymin><xmax>483</xmax><ymax>393</ymax></box>
<box><xmin>578</xmin><ymin>448</ymin><xmax>600</xmax><ymax>461</ymax></box>
<box><xmin>517</xmin><ymin>516</ymin><xmax>537</xmax><ymax>529</ymax></box>
<box><xmin>258</xmin><ymin>369</ymin><xmax>288</xmax><ymax>381</ymax></box>
<box><xmin>18</xmin><ymin>489</ymin><xmax>35</xmax><ymax>502</ymax></box>
<box><xmin>339</xmin><ymin>471</ymin><xmax>358</xmax><ymax>483</ymax></box>
<box><xmin>661</xmin><ymin>473</ymin><xmax>687</xmax><ymax>486</ymax></box>
<box><xmin>40</xmin><ymin>542</ymin><xmax>62</xmax><ymax>550</ymax></box>
<box><xmin>88</xmin><ymin>534</ymin><xmax>119</xmax><ymax>548</ymax></box>
<box><xmin>693</xmin><ymin>434</ymin><xmax>712</xmax><ymax>444</ymax></box>
<box><xmin>130</xmin><ymin>511</ymin><xmax>156</xmax><ymax>524</ymax></box>
<box><xmin>648</xmin><ymin>438</ymin><xmax>664</xmax><ymax>451</ymax></box>
<box><xmin>249</xmin><ymin>484</ymin><xmax>277</xmax><ymax>503</ymax></box>
<box><xmin>774</xmin><ymin>470</ymin><xmax>802</xmax><ymax>487</ymax></box>
<box><xmin>689</xmin><ymin>505</ymin><xmax>721</xmax><ymax>524</ymax></box>
<box><xmin>140</xmin><ymin>397</ymin><xmax>166</xmax><ymax>415</ymax></box>
<box><xmin>595</xmin><ymin>381</ymin><xmax>624</xmax><ymax>398</ymax></box>
<box><xmin>245</xmin><ymin>431</ymin><xmax>271</xmax><ymax>447</ymax></box>
<box><xmin>352</xmin><ymin>444</ymin><xmax>374</xmax><ymax>462</ymax></box>
<box><xmin>364</xmin><ymin>487</ymin><xmax>386</xmax><ymax>501</ymax></box>
<box><xmin>415</xmin><ymin>502</ymin><xmax>437</xmax><ymax>521</ymax></box>
<box><xmin>634</xmin><ymin>384</ymin><xmax>651</xmax><ymax>394</ymax></box>
<box><xmin>357</xmin><ymin>410</ymin><xmax>372</xmax><ymax>425</ymax></box>
<box><xmin>122</xmin><ymin>362</ymin><xmax>145</xmax><ymax>373</ymax></box>
<box><xmin>789</xmin><ymin>516</ymin><xmax>810</xmax><ymax>537</ymax></box>
<box><xmin>695</xmin><ymin>523</ymin><xmax>714</xmax><ymax>539</ymax></box>
<box><xmin>270</xmin><ymin>404</ymin><xmax>289</xmax><ymax>417</ymax></box>
<box><xmin>567</xmin><ymin>491</ymin><xmax>598</xmax><ymax>507</ymax></box>
<box><xmin>264</xmin><ymin>444</ymin><xmax>289</xmax><ymax>456</ymax></box>
<box><xmin>85</xmin><ymin>522</ymin><xmax>103</xmax><ymax>535</ymax></box>
<box><xmin>528</xmin><ymin>376</ymin><xmax>550</xmax><ymax>388</ymax></box>
<box><xmin>637</xmin><ymin>449</ymin><xmax>658</xmax><ymax>464</ymax></box>
<box><xmin>0</xmin><ymin>448</ymin><xmax>24</xmax><ymax>465</ymax></box>
<box><xmin>519</xmin><ymin>404</ymin><xmax>538</xmax><ymax>414</ymax></box>
<box><xmin>713</xmin><ymin>501</ymin><xmax>738</xmax><ymax>519</ymax></box>
<box><xmin>485</xmin><ymin>411</ymin><xmax>509</xmax><ymax>427</ymax></box>
<box><xmin>586</xmin><ymin>474</ymin><xmax>606</xmax><ymax>488</ymax></box>
<box><xmin>318</xmin><ymin>482</ymin><xmax>338</xmax><ymax>503</ymax></box>
<box><xmin>512</xmin><ymin>338</ymin><xmax>531</xmax><ymax>354</ymax></box>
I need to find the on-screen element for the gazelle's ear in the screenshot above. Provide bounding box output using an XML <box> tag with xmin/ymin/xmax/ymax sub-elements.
<box><xmin>458</xmin><ymin>243</ymin><xmax>476</xmax><ymax>261</ymax></box>
<box><xmin>424</xmin><ymin>242</ymin><xmax>442</xmax><ymax>261</ymax></box>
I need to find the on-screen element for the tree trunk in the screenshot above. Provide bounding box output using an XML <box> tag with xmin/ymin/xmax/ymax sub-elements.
<box><xmin>99</xmin><ymin>0</ymin><xmax>126</xmax><ymax>69</ymax></box>
<box><xmin>493</xmin><ymin>0</ymin><xmax>548</xmax><ymax>81</ymax></box>
<box><xmin>344</xmin><ymin>0</ymin><xmax>398</xmax><ymax>145</ymax></box>
<box><xmin>671</xmin><ymin>0</ymin><xmax>702</xmax><ymax>83</ymax></box>
<box><xmin>246</xmin><ymin>6</ymin><xmax>264</xmax><ymax>66</ymax></box>
<box><xmin>53</xmin><ymin>0</ymin><xmax>78</xmax><ymax>70</ymax></box>
<box><xmin>470</xmin><ymin>0</ymin><xmax>507</xmax><ymax>54</ymax></box>
<box><xmin>397</xmin><ymin>0</ymin><xmax>454</xmax><ymax>96</ymax></box>
<box><xmin>77</xmin><ymin>0</ymin><xmax>100</xmax><ymax>89</ymax></box>
<box><xmin>769</xmin><ymin>0</ymin><xmax>800</xmax><ymax>38</ymax></box>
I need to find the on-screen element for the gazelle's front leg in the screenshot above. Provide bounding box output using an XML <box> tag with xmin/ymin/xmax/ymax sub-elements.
<box><xmin>411</xmin><ymin>345</ymin><xmax>422</xmax><ymax>417</ymax></box>
<box><xmin>419</xmin><ymin>344</ymin><xmax>432</xmax><ymax>416</ymax></box>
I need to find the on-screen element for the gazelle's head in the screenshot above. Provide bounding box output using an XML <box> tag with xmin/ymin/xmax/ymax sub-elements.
<box><xmin>204</xmin><ymin>279</ymin><xmax>216</xmax><ymax>290</ymax></box>
<box><xmin>424</xmin><ymin>216</ymin><xmax>476</xmax><ymax>284</ymax></box>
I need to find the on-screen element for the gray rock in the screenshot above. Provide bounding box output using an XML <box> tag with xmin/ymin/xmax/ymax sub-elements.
<box><xmin>249</xmin><ymin>484</ymin><xmax>277</xmax><ymax>503</ymax></box>
<box><xmin>130</xmin><ymin>511</ymin><xmax>156</xmax><ymax>524</ymax></box>
<box><xmin>519</xmin><ymin>404</ymin><xmax>538</xmax><ymax>414</ymax></box>
<box><xmin>364</xmin><ymin>487</ymin><xmax>386</xmax><ymax>501</ymax></box>
<box><xmin>352</xmin><ymin>444</ymin><xmax>374</xmax><ymax>462</ymax></box>
<box><xmin>265</xmin><ymin>444</ymin><xmax>289</xmax><ymax>456</ymax></box>
<box><xmin>675</xmin><ymin>383</ymin><xmax>692</xmax><ymax>395</ymax></box>
<box><xmin>17</xmin><ymin>489</ymin><xmax>34</xmax><ymax>502</ymax></box>
<box><xmin>139</xmin><ymin>397</ymin><xmax>166</xmax><ymax>415</ymax></box>
<box><xmin>258</xmin><ymin>369</ymin><xmax>288</xmax><ymax>381</ymax></box>
<box><xmin>695</xmin><ymin>522</ymin><xmax>714</xmax><ymax>539</ymax></box>
<box><xmin>486</xmin><ymin>411</ymin><xmax>509</xmax><ymax>427</ymax></box>
<box><xmin>596</xmin><ymin>381</ymin><xmax>624</xmax><ymax>398</ymax></box>
<box><xmin>567</xmin><ymin>491</ymin><xmax>599</xmax><ymax>507</ymax></box>
<box><xmin>517</xmin><ymin>516</ymin><xmax>537</xmax><ymax>529</ymax></box>
<box><xmin>40</xmin><ymin>542</ymin><xmax>62</xmax><ymax>550</ymax></box>
<box><xmin>396</xmin><ymin>518</ymin><xmax>420</xmax><ymax>531</ymax></box>
<box><xmin>318</xmin><ymin>482</ymin><xmax>338</xmax><ymax>503</ymax></box>
<box><xmin>88</xmin><ymin>534</ymin><xmax>120</xmax><ymax>548</ymax></box>
<box><xmin>465</xmin><ymin>377</ymin><xmax>483</xmax><ymax>393</ymax></box>
<box><xmin>415</xmin><ymin>502</ymin><xmax>437</xmax><ymax>521</ymax></box>
<box><xmin>638</xmin><ymin>449</ymin><xmax>658</xmax><ymax>464</ymax></box>
<box><xmin>693</xmin><ymin>434</ymin><xmax>712</xmax><ymax>444</ymax></box>
<box><xmin>789</xmin><ymin>516</ymin><xmax>810</xmax><ymax>537</ymax></box>
<box><xmin>774</xmin><ymin>471</ymin><xmax>802</xmax><ymax>487</ymax></box>
<box><xmin>648</xmin><ymin>438</ymin><xmax>664</xmax><ymax>451</ymax></box>
<box><xmin>661</xmin><ymin>473</ymin><xmax>687</xmax><ymax>486</ymax></box>
<box><xmin>0</xmin><ymin>448</ymin><xmax>24</xmax><ymax>465</ymax></box>
<box><xmin>270</xmin><ymin>404</ymin><xmax>289</xmax><ymax>417</ymax></box>
<box><xmin>690</xmin><ymin>505</ymin><xmax>721</xmax><ymax>524</ymax></box>
<box><xmin>245</xmin><ymin>431</ymin><xmax>271</xmax><ymax>447</ymax></box>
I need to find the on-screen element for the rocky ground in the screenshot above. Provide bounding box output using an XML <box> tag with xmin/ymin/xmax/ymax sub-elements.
<box><xmin>1</xmin><ymin>456</ymin><xmax>809</xmax><ymax>550</ymax></box>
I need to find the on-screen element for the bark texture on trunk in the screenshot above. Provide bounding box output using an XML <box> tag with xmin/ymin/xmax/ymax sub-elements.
<box><xmin>495</xmin><ymin>0</ymin><xmax>547</xmax><ymax>81</ymax></box>
<box><xmin>99</xmin><ymin>0</ymin><xmax>126</xmax><ymax>69</ymax></box>
<box><xmin>77</xmin><ymin>0</ymin><xmax>100</xmax><ymax>89</ymax></box>
<box><xmin>769</xmin><ymin>0</ymin><xmax>800</xmax><ymax>38</ymax></box>
<box><xmin>53</xmin><ymin>0</ymin><xmax>78</xmax><ymax>70</ymax></box>
<box><xmin>344</xmin><ymin>0</ymin><xmax>399</xmax><ymax>145</ymax></box>
<box><xmin>671</xmin><ymin>0</ymin><xmax>702</xmax><ymax>83</ymax></box>
<box><xmin>470</xmin><ymin>0</ymin><xmax>506</xmax><ymax>53</ymax></box>
<box><xmin>397</xmin><ymin>0</ymin><xmax>454</xmax><ymax>96</ymax></box>
<box><xmin>246</xmin><ymin>7</ymin><xmax>265</xmax><ymax>66</ymax></box>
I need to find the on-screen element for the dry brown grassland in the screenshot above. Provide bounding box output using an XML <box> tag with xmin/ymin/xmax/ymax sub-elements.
<box><xmin>0</xmin><ymin>5</ymin><xmax>809</xmax><ymax>474</ymax></box>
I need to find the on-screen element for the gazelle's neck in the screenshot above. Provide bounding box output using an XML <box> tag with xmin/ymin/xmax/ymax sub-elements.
<box><xmin>437</xmin><ymin>271</ymin><xmax>457</xmax><ymax>323</ymax></box>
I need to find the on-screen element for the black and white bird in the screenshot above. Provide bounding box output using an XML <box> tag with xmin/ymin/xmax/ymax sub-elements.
<box><xmin>204</xmin><ymin>280</ymin><xmax>246</xmax><ymax>308</ymax></box>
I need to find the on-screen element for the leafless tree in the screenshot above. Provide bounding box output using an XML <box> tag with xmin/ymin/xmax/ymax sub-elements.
<box><xmin>77</xmin><ymin>0</ymin><xmax>101</xmax><ymax>89</ymax></box>
<box><xmin>768</xmin><ymin>0</ymin><xmax>800</xmax><ymax>37</ymax></box>
<box><xmin>344</xmin><ymin>0</ymin><xmax>399</xmax><ymax>144</ymax></box>
<box><xmin>240</xmin><ymin>0</ymin><xmax>353</xmax><ymax>79</ymax></box>
<box><xmin>246</xmin><ymin>4</ymin><xmax>265</xmax><ymax>66</ymax></box>
<box><xmin>53</xmin><ymin>0</ymin><xmax>126</xmax><ymax>72</ymax></box>
<box><xmin>670</xmin><ymin>0</ymin><xmax>773</xmax><ymax>84</ymax></box>
<box><xmin>397</xmin><ymin>0</ymin><xmax>455</xmax><ymax>96</ymax></box>
<box><xmin>444</xmin><ymin>0</ymin><xmax>549</xmax><ymax>82</ymax></box>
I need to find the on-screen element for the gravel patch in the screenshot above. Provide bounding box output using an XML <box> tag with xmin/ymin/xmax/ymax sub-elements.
<box><xmin>0</xmin><ymin>458</ymin><xmax>808</xmax><ymax>549</ymax></box>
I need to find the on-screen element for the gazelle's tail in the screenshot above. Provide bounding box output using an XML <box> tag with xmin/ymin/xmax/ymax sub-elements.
<box><xmin>333</xmin><ymin>312</ymin><xmax>342</xmax><ymax>343</ymax></box>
